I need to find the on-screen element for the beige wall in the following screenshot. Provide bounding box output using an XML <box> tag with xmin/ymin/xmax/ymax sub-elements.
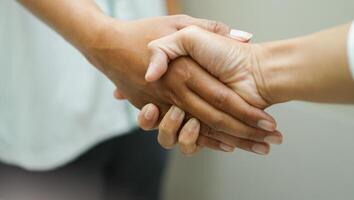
<box><xmin>163</xmin><ymin>1</ymin><xmax>354</xmax><ymax>200</ymax></box>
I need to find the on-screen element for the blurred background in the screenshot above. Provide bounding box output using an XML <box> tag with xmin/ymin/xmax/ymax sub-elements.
<box><xmin>163</xmin><ymin>1</ymin><xmax>354</xmax><ymax>200</ymax></box>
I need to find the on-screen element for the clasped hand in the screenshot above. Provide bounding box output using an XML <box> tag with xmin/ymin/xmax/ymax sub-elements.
<box><xmin>92</xmin><ymin>16</ymin><xmax>283</xmax><ymax>155</ymax></box>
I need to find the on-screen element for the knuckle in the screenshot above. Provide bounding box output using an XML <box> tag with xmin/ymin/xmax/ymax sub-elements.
<box><xmin>213</xmin><ymin>89</ymin><xmax>230</xmax><ymax>108</ymax></box>
<box><xmin>209</xmin><ymin>115</ymin><xmax>225</xmax><ymax>131</ymax></box>
<box><xmin>200</xmin><ymin>124</ymin><xmax>213</xmax><ymax>137</ymax></box>
<box><xmin>235</xmin><ymin>107</ymin><xmax>250</xmax><ymax>124</ymax></box>
<box><xmin>166</xmin><ymin>90</ymin><xmax>182</xmax><ymax>107</ymax></box>
<box><xmin>169</xmin><ymin>60</ymin><xmax>192</xmax><ymax>82</ymax></box>
<box><xmin>206</xmin><ymin>20</ymin><xmax>223</xmax><ymax>33</ymax></box>
<box><xmin>183</xmin><ymin>25</ymin><xmax>201</xmax><ymax>34</ymax></box>
<box><xmin>243</xmin><ymin>128</ymin><xmax>261</xmax><ymax>141</ymax></box>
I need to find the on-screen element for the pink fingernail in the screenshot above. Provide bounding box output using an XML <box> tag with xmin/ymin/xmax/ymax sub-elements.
<box><xmin>229</xmin><ymin>29</ymin><xmax>253</xmax><ymax>41</ymax></box>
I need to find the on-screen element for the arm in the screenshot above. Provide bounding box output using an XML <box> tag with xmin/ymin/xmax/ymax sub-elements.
<box><xmin>145</xmin><ymin>24</ymin><xmax>354</xmax><ymax>106</ymax></box>
<box><xmin>258</xmin><ymin>24</ymin><xmax>354</xmax><ymax>104</ymax></box>
<box><xmin>139</xmin><ymin>23</ymin><xmax>354</xmax><ymax>155</ymax></box>
<box><xmin>18</xmin><ymin>1</ymin><xmax>280</xmax><ymax>153</ymax></box>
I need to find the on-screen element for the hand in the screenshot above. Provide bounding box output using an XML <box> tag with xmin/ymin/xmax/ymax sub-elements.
<box><xmin>133</xmin><ymin>26</ymin><xmax>283</xmax><ymax>155</ymax></box>
<box><xmin>136</xmin><ymin>103</ymin><xmax>277</xmax><ymax>155</ymax></box>
<box><xmin>101</xmin><ymin>16</ymin><xmax>281</xmax><ymax>153</ymax></box>
<box><xmin>17</xmin><ymin>1</ymin><xmax>282</xmax><ymax>154</ymax></box>
<box><xmin>144</xmin><ymin>25</ymin><xmax>270</xmax><ymax>108</ymax></box>
<box><xmin>84</xmin><ymin>15</ymin><xmax>238</xmax><ymax>110</ymax></box>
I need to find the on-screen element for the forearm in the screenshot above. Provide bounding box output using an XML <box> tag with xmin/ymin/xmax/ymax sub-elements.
<box><xmin>17</xmin><ymin>0</ymin><xmax>112</xmax><ymax>51</ymax></box>
<box><xmin>258</xmin><ymin>24</ymin><xmax>354</xmax><ymax>104</ymax></box>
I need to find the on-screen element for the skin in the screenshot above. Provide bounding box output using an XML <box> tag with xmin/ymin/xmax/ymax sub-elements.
<box><xmin>166</xmin><ymin>0</ymin><xmax>182</xmax><ymax>15</ymax></box>
<box><xmin>17</xmin><ymin>0</ymin><xmax>281</xmax><ymax>151</ymax></box>
<box><xmin>135</xmin><ymin>24</ymin><xmax>354</xmax><ymax>155</ymax></box>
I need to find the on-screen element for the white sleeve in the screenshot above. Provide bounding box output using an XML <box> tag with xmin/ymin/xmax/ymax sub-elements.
<box><xmin>348</xmin><ymin>21</ymin><xmax>354</xmax><ymax>79</ymax></box>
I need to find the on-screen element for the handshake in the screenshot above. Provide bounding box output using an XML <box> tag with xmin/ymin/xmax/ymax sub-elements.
<box><xmin>104</xmin><ymin>15</ymin><xmax>282</xmax><ymax>156</ymax></box>
<box><xmin>83</xmin><ymin>15</ymin><xmax>353</xmax><ymax>156</ymax></box>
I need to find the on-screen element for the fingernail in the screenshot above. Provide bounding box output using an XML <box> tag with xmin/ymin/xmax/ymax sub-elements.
<box><xmin>144</xmin><ymin>105</ymin><xmax>155</xmax><ymax>121</ymax></box>
<box><xmin>229</xmin><ymin>29</ymin><xmax>253</xmax><ymax>41</ymax></box>
<box><xmin>257</xmin><ymin>120</ymin><xmax>276</xmax><ymax>132</ymax></box>
<box><xmin>219</xmin><ymin>144</ymin><xmax>235</xmax><ymax>152</ymax></box>
<box><xmin>187</xmin><ymin>118</ymin><xmax>200</xmax><ymax>132</ymax></box>
<box><xmin>252</xmin><ymin>144</ymin><xmax>268</xmax><ymax>155</ymax></box>
<box><xmin>264</xmin><ymin>135</ymin><xmax>282</xmax><ymax>145</ymax></box>
<box><xmin>170</xmin><ymin>106</ymin><xmax>184</xmax><ymax>121</ymax></box>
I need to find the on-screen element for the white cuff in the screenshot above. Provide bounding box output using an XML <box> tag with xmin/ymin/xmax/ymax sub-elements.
<box><xmin>348</xmin><ymin>21</ymin><xmax>354</xmax><ymax>79</ymax></box>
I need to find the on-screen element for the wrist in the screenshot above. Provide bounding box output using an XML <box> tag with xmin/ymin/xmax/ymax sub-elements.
<box><xmin>73</xmin><ymin>14</ymin><xmax>119</xmax><ymax>52</ymax></box>
<box><xmin>254</xmin><ymin>37</ymin><xmax>304</xmax><ymax>104</ymax></box>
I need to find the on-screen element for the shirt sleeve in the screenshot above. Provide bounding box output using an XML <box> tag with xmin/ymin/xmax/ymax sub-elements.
<box><xmin>348</xmin><ymin>21</ymin><xmax>354</xmax><ymax>79</ymax></box>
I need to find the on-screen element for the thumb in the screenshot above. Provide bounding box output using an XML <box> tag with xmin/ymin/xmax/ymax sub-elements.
<box><xmin>145</xmin><ymin>48</ymin><xmax>169</xmax><ymax>82</ymax></box>
<box><xmin>145</xmin><ymin>26</ymin><xmax>249</xmax><ymax>82</ymax></box>
<box><xmin>145</xmin><ymin>30</ymin><xmax>190</xmax><ymax>82</ymax></box>
<box><xmin>146</xmin><ymin>18</ymin><xmax>253</xmax><ymax>82</ymax></box>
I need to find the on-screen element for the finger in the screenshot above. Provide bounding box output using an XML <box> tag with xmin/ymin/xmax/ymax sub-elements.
<box><xmin>186</xmin><ymin>60</ymin><xmax>277</xmax><ymax>132</ymax></box>
<box><xmin>145</xmin><ymin>25</ymin><xmax>252</xmax><ymax>82</ymax></box>
<box><xmin>137</xmin><ymin>104</ymin><xmax>160</xmax><ymax>131</ymax></box>
<box><xmin>178</xmin><ymin>118</ymin><xmax>200</xmax><ymax>156</ymax></box>
<box><xmin>113</xmin><ymin>89</ymin><xmax>126</xmax><ymax>100</ymax></box>
<box><xmin>146</xmin><ymin>16</ymin><xmax>251</xmax><ymax>81</ymax></box>
<box><xmin>197</xmin><ymin>135</ymin><xmax>235</xmax><ymax>152</ymax></box>
<box><xmin>146</xmin><ymin>26</ymin><xmax>193</xmax><ymax>82</ymax></box>
<box><xmin>158</xmin><ymin>105</ymin><xmax>185</xmax><ymax>149</ymax></box>
<box><xmin>176</xmin><ymin>113</ymin><xmax>235</xmax><ymax>153</ymax></box>
<box><xmin>200</xmin><ymin>125</ymin><xmax>271</xmax><ymax>155</ymax></box>
<box><xmin>184</xmin><ymin>18</ymin><xmax>252</xmax><ymax>42</ymax></box>
<box><xmin>145</xmin><ymin>48</ymin><xmax>169</xmax><ymax>82</ymax></box>
<box><xmin>171</xmin><ymin>15</ymin><xmax>253</xmax><ymax>39</ymax></box>
<box><xmin>178</xmin><ymin>87</ymin><xmax>282</xmax><ymax>144</ymax></box>
<box><xmin>176</xmin><ymin>15</ymin><xmax>231</xmax><ymax>35</ymax></box>
<box><xmin>164</xmin><ymin>59</ymin><xmax>281</xmax><ymax>143</ymax></box>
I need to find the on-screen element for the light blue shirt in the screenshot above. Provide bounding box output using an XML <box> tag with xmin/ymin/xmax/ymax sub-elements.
<box><xmin>0</xmin><ymin>0</ymin><xmax>166</xmax><ymax>171</ymax></box>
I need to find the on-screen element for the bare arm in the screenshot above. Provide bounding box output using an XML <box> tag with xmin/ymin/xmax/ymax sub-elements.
<box><xmin>258</xmin><ymin>24</ymin><xmax>354</xmax><ymax>104</ymax></box>
<box><xmin>17</xmin><ymin>1</ymin><xmax>281</xmax><ymax>154</ymax></box>
<box><xmin>145</xmin><ymin>23</ymin><xmax>354</xmax><ymax>105</ymax></box>
<box><xmin>137</xmin><ymin>23</ymin><xmax>354</xmax><ymax>155</ymax></box>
